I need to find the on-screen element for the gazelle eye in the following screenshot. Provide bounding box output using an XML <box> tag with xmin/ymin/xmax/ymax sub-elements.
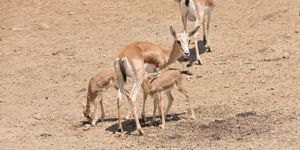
<box><xmin>177</xmin><ymin>40</ymin><xmax>181</xmax><ymax>44</ymax></box>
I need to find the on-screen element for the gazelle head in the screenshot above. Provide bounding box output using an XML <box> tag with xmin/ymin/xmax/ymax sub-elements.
<box><xmin>170</xmin><ymin>26</ymin><xmax>200</xmax><ymax>58</ymax></box>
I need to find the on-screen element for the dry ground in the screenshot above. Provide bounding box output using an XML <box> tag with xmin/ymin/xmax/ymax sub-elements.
<box><xmin>0</xmin><ymin>0</ymin><xmax>299</xmax><ymax>149</ymax></box>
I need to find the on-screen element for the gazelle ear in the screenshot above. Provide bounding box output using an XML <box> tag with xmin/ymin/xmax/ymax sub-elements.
<box><xmin>170</xmin><ymin>26</ymin><xmax>177</xmax><ymax>39</ymax></box>
<box><xmin>188</xmin><ymin>26</ymin><xmax>200</xmax><ymax>37</ymax></box>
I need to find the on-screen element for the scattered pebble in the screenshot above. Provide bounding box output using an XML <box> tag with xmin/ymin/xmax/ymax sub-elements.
<box><xmin>45</xmin><ymin>97</ymin><xmax>48</xmax><ymax>100</ymax></box>
<box><xmin>282</xmin><ymin>52</ymin><xmax>289</xmax><ymax>58</ymax></box>
<box><xmin>33</xmin><ymin>113</ymin><xmax>42</xmax><ymax>120</ymax></box>
<box><xmin>295</xmin><ymin>30</ymin><xmax>299</xmax><ymax>33</ymax></box>
<box><xmin>259</xmin><ymin>80</ymin><xmax>266</xmax><ymax>84</ymax></box>
<box><xmin>224</xmin><ymin>84</ymin><xmax>230</xmax><ymax>88</ymax></box>
<box><xmin>40</xmin><ymin>133</ymin><xmax>51</xmax><ymax>137</ymax></box>
<box><xmin>78</xmin><ymin>88</ymin><xmax>86</xmax><ymax>93</ymax></box>
<box><xmin>83</xmin><ymin>124</ymin><xmax>91</xmax><ymax>131</ymax></box>
<box><xmin>11</xmin><ymin>26</ymin><xmax>23</xmax><ymax>31</ymax></box>
<box><xmin>250</xmin><ymin>66</ymin><xmax>256</xmax><ymax>70</ymax></box>
<box><xmin>196</xmin><ymin>75</ymin><xmax>202</xmax><ymax>79</ymax></box>
<box><xmin>38</xmin><ymin>23</ymin><xmax>50</xmax><ymax>30</ymax></box>
<box><xmin>68</xmin><ymin>11</ymin><xmax>75</xmax><ymax>15</ymax></box>
<box><xmin>186</xmin><ymin>76</ymin><xmax>192</xmax><ymax>80</ymax></box>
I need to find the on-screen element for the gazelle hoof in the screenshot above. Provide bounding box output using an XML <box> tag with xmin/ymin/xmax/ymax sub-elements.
<box><xmin>197</xmin><ymin>59</ymin><xmax>203</xmax><ymax>65</ymax></box>
<box><xmin>139</xmin><ymin>129</ymin><xmax>145</xmax><ymax>135</ymax></box>
<box><xmin>131</xmin><ymin>129</ymin><xmax>144</xmax><ymax>136</ymax></box>
<box><xmin>91</xmin><ymin>120</ymin><xmax>97</xmax><ymax>126</ymax></box>
<box><xmin>141</xmin><ymin>115</ymin><xmax>147</xmax><ymax>123</ymax></box>
<box><xmin>207</xmin><ymin>47</ymin><xmax>212</xmax><ymax>52</ymax></box>
<box><xmin>186</xmin><ymin>62</ymin><xmax>193</xmax><ymax>67</ymax></box>
<box><xmin>118</xmin><ymin>128</ymin><xmax>123</xmax><ymax>133</ymax></box>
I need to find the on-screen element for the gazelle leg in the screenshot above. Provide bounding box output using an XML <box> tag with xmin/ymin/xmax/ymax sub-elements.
<box><xmin>206</xmin><ymin>9</ymin><xmax>212</xmax><ymax>52</ymax></box>
<box><xmin>99</xmin><ymin>94</ymin><xmax>105</xmax><ymax>122</ymax></box>
<box><xmin>141</xmin><ymin>92</ymin><xmax>148</xmax><ymax>122</ymax></box>
<box><xmin>116</xmin><ymin>76</ymin><xmax>125</xmax><ymax>133</ymax></box>
<box><xmin>194</xmin><ymin>11</ymin><xmax>204</xmax><ymax>65</ymax></box>
<box><xmin>157</xmin><ymin>92</ymin><xmax>165</xmax><ymax>129</ymax></box>
<box><xmin>129</xmin><ymin>79</ymin><xmax>144</xmax><ymax>135</ymax></box>
<box><xmin>178</xmin><ymin>88</ymin><xmax>195</xmax><ymax>119</ymax></box>
<box><xmin>91</xmin><ymin>95</ymin><xmax>100</xmax><ymax>126</ymax></box>
<box><xmin>165</xmin><ymin>92</ymin><xmax>174</xmax><ymax>120</ymax></box>
<box><xmin>151</xmin><ymin>94</ymin><xmax>158</xmax><ymax>125</ymax></box>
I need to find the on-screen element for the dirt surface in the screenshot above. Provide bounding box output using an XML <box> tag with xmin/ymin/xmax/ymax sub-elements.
<box><xmin>0</xmin><ymin>0</ymin><xmax>299</xmax><ymax>149</ymax></box>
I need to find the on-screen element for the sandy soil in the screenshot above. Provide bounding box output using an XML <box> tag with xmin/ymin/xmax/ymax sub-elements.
<box><xmin>0</xmin><ymin>0</ymin><xmax>299</xmax><ymax>149</ymax></box>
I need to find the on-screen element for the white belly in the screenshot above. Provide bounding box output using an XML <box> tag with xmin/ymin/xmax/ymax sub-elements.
<box><xmin>144</xmin><ymin>63</ymin><xmax>158</xmax><ymax>73</ymax></box>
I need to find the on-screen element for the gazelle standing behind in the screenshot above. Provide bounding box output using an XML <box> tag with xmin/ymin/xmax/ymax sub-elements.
<box><xmin>114</xmin><ymin>26</ymin><xmax>200</xmax><ymax>135</ymax></box>
<box><xmin>179</xmin><ymin>0</ymin><xmax>215</xmax><ymax>65</ymax></box>
<box><xmin>141</xmin><ymin>69</ymin><xmax>195</xmax><ymax>129</ymax></box>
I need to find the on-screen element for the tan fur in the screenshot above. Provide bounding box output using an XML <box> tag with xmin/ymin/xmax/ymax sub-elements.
<box><xmin>82</xmin><ymin>68</ymin><xmax>129</xmax><ymax>126</ymax></box>
<box><xmin>141</xmin><ymin>69</ymin><xmax>195</xmax><ymax>129</ymax></box>
<box><xmin>193</xmin><ymin>0</ymin><xmax>215</xmax><ymax>7</ymax></box>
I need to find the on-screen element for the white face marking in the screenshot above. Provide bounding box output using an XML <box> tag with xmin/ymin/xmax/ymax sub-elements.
<box><xmin>177</xmin><ymin>33</ymin><xmax>191</xmax><ymax>57</ymax></box>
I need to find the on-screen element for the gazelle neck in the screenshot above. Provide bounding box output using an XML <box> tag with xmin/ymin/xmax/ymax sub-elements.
<box><xmin>165</xmin><ymin>41</ymin><xmax>183</xmax><ymax>67</ymax></box>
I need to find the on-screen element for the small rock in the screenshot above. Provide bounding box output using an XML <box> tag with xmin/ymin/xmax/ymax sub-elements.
<box><xmin>250</xmin><ymin>66</ymin><xmax>256</xmax><ymax>70</ymax></box>
<box><xmin>38</xmin><ymin>23</ymin><xmax>50</xmax><ymax>30</ymax></box>
<box><xmin>196</xmin><ymin>75</ymin><xmax>202</xmax><ymax>78</ymax></box>
<box><xmin>224</xmin><ymin>84</ymin><xmax>230</xmax><ymax>88</ymax></box>
<box><xmin>11</xmin><ymin>26</ymin><xmax>23</xmax><ymax>31</ymax></box>
<box><xmin>282</xmin><ymin>52</ymin><xmax>289</xmax><ymax>58</ymax></box>
<box><xmin>45</xmin><ymin>97</ymin><xmax>48</xmax><ymax>100</ymax></box>
<box><xmin>186</xmin><ymin>76</ymin><xmax>192</xmax><ymax>80</ymax></box>
<box><xmin>78</xmin><ymin>88</ymin><xmax>86</xmax><ymax>93</ymax></box>
<box><xmin>33</xmin><ymin>113</ymin><xmax>42</xmax><ymax>120</ymax></box>
<box><xmin>147</xmin><ymin>133</ymin><xmax>157</xmax><ymax>137</ymax></box>
<box><xmin>260</xmin><ymin>80</ymin><xmax>266</xmax><ymax>84</ymax></box>
<box><xmin>68</xmin><ymin>11</ymin><xmax>75</xmax><ymax>15</ymax></box>
<box><xmin>40</xmin><ymin>133</ymin><xmax>51</xmax><ymax>137</ymax></box>
<box><xmin>295</xmin><ymin>30</ymin><xmax>299</xmax><ymax>34</ymax></box>
<box><xmin>83</xmin><ymin>124</ymin><xmax>91</xmax><ymax>131</ymax></box>
<box><xmin>263</xmin><ymin>70</ymin><xmax>274</xmax><ymax>77</ymax></box>
<box><xmin>217</xmin><ymin>70</ymin><xmax>223</xmax><ymax>74</ymax></box>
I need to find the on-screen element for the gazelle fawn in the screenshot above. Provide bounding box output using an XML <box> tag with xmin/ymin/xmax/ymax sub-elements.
<box><xmin>141</xmin><ymin>69</ymin><xmax>195</xmax><ymax>129</ymax></box>
<box><xmin>82</xmin><ymin>68</ymin><xmax>129</xmax><ymax>126</ymax></box>
<box><xmin>179</xmin><ymin>0</ymin><xmax>215</xmax><ymax>65</ymax></box>
<box><xmin>114</xmin><ymin>26</ymin><xmax>199</xmax><ymax>135</ymax></box>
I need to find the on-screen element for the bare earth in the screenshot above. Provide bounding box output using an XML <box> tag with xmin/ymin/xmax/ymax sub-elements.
<box><xmin>0</xmin><ymin>0</ymin><xmax>299</xmax><ymax>149</ymax></box>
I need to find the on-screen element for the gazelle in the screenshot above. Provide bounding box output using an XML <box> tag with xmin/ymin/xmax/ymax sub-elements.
<box><xmin>179</xmin><ymin>0</ymin><xmax>215</xmax><ymax>65</ymax></box>
<box><xmin>141</xmin><ymin>69</ymin><xmax>195</xmax><ymax>129</ymax></box>
<box><xmin>82</xmin><ymin>68</ymin><xmax>129</xmax><ymax>126</ymax></box>
<box><xmin>114</xmin><ymin>26</ymin><xmax>200</xmax><ymax>135</ymax></box>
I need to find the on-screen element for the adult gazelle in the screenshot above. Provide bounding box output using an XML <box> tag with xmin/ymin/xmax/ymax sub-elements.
<box><xmin>179</xmin><ymin>0</ymin><xmax>215</xmax><ymax>65</ymax></box>
<box><xmin>114</xmin><ymin>26</ymin><xmax>199</xmax><ymax>135</ymax></box>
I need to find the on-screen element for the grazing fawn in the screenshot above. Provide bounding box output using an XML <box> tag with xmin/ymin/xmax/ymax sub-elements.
<box><xmin>82</xmin><ymin>68</ymin><xmax>129</xmax><ymax>126</ymax></box>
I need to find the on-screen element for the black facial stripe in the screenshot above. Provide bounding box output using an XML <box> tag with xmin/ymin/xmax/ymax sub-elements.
<box><xmin>185</xmin><ymin>0</ymin><xmax>190</xmax><ymax>7</ymax></box>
